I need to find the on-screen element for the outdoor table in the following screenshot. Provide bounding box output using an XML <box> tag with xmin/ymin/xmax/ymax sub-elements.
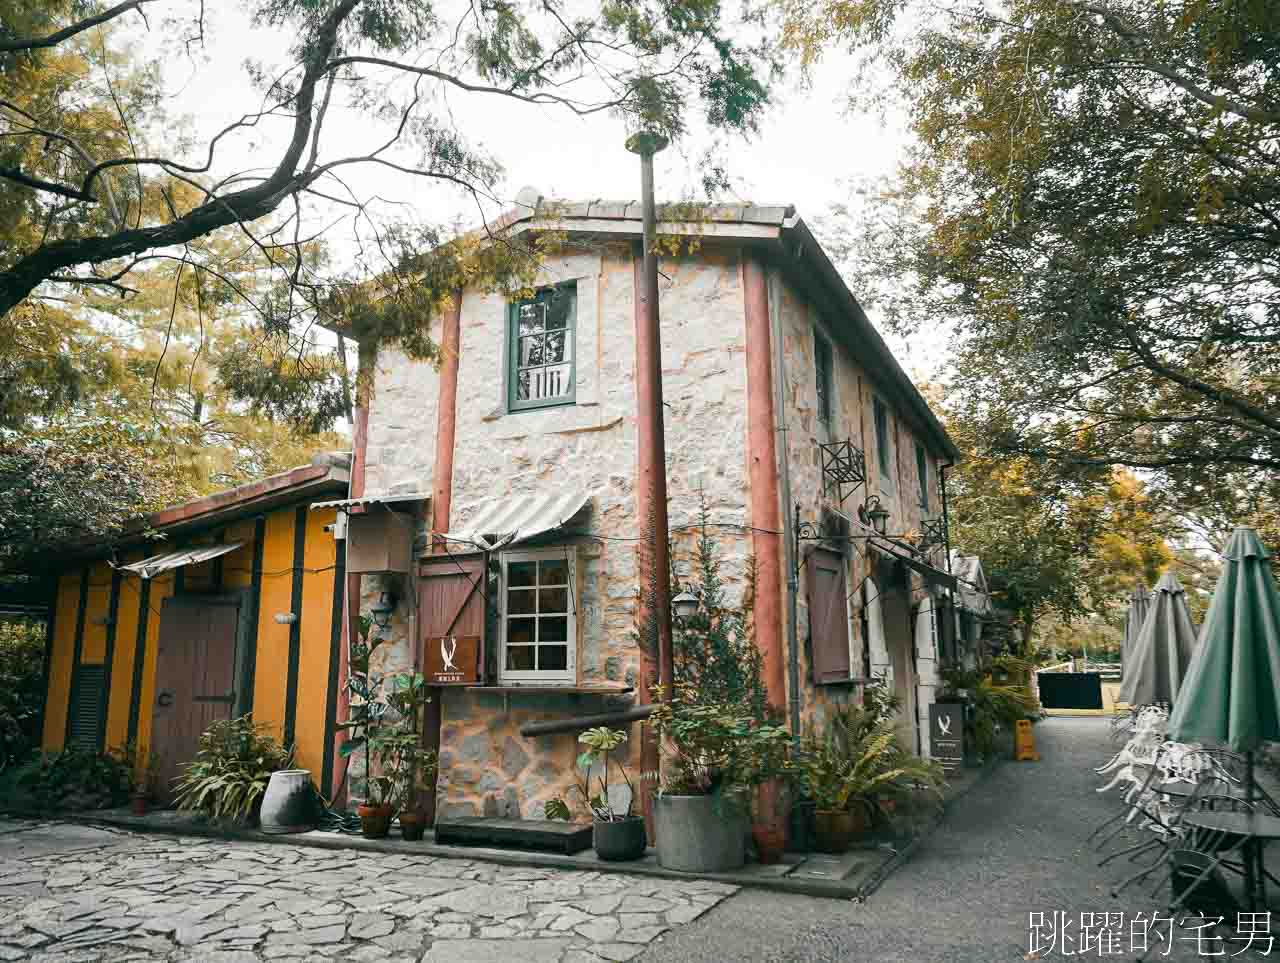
<box><xmin>1183</xmin><ymin>811</ymin><xmax>1280</xmax><ymax>909</ymax></box>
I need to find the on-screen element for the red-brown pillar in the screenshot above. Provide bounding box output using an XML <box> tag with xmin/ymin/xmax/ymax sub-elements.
<box><xmin>743</xmin><ymin>254</ymin><xmax>787</xmax><ymax>827</ymax></box>
<box><xmin>423</xmin><ymin>288</ymin><xmax>463</xmax><ymax>827</ymax></box>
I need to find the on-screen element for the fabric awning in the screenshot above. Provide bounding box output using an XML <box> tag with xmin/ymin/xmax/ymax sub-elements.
<box><xmin>122</xmin><ymin>542</ymin><xmax>244</xmax><ymax>579</ymax></box>
<box><xmin>311</xmin><ymin>491</ymin><xmax>430</xmax><ymax>510</ymax></box>
<box><xmin>444</xmin><ymin>491</ymin><xmax>590</xmax><ymax>551</ymax></box>
<box><xmin>869</xmin><ymin>538</ymin><xmax>958</xmax><ymax>591</ymax></box>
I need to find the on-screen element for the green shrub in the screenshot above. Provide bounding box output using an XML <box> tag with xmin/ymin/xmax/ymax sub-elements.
<box><xmin>0</xmin><ymin>619</ymin><xmax>47</xmax><ymax>769</ymax></box>
<box><xmin>172</xmin><ymin>715</ymin><xmax>293</xmax><ymax>824</ymax></box>
<box><xmin>16</xmin><ymin>746</ymin><xmax>132</xmax><ymax>810</ymax></box>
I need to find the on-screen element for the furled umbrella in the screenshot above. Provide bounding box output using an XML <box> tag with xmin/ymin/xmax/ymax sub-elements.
<box><xmin>1117</xmin><ymin>572</ymin><xmax>1198</xmax><ymax>707</ymax></box>
<box><xmin>1167</xmin><ymin>527</ymin><xmax>1280</xmax><ymax>907</ymax></box>
<box><xmin>1121</xmin><ymin>582</ymin><xmax>1151</xmax><ymax>675</ymax></box>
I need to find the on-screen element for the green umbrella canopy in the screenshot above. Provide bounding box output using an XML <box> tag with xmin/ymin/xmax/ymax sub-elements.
<box><xmin>1167</xmin><ymin>528</ymin><xmax>1280</xmax><ymax>751</ymax></box>
<box><xmin>1122</xmin><ymin>582</ymin><xmax>1151</xmax><ymax>668</ymax></box>
<box><xmin>1118</xmin><ymin>572</ymin><xmax>1197</xmax><ymax>707</ymax></box>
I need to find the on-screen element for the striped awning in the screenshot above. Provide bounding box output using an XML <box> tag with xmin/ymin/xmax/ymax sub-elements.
<box><xmin>121</xmin><ymin>542</ymin><xmax>244</xmax><ymax>579</ymax></box>
<box><xmin>444</xmin><ymin>491</ymin><xmax>590</xmax><ymax>551</ymax></box>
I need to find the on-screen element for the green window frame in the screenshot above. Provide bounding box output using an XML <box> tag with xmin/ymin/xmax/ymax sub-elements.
<box><xmin>916</xmin><ymin>441</ymin><xmax>930</xmax><ymax>512</ymax></box>
<box><xmin>506</xmin><ymin>282</ymin><xmax>577</xmax><ymax>412</ymax></box>
<box><xmin>814</xmin><ymin>330</ymin><xmax>833</xmax><ymax>424</ymax></box>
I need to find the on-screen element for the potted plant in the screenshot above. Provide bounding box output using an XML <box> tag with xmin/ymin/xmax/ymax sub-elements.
<box><xmin>381</xmin><ymin>670</ymin><xmax>436</xmax><ymax>842</ymax></box>
<box><xmin>172</xmin><ymin>716</ymin><xmax>293</xmax><ymax>826</ymax></box>
<box><xmin>546</xmin><ymin>726</ymin><xmax>646</xmax><ymax>860</ymax></box>
<box><xmin>127</xmin><ymin>747</ymin><xmax>158</xmax><ymax>816</ymax></box>
<box><xmin>338</xmin><ymin>616</ymin><xmax>397</xmax><ymax>838</ymax></box>
<box><xmin>794</xmin><ymin>702</ymin><xmax>945</xmax><ymax>853</ymax></box>
<box><xmin>645</xmin><ymin>686</ymin><xmax>790</xmax><ymax>873</ymax></box>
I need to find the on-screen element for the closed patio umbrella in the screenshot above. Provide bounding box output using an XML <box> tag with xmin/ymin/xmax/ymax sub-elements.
<box><xmin>1117</xmin><ymin>572</ymin><xmax>1197</xmax><ymax>707</ymax></box>
<box><xmin>1167</xmin><ymin>527</ymin><xmax>1280</xmax><ymax>907</ymax></box>
<box><xmin>1121</xmin><ymin>582</ymin><xmax>1150</xmax><ymax>674</ymax></box>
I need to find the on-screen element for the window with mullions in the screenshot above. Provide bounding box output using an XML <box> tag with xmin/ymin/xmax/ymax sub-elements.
<box><xmin>507</xmin><ymin>284</ymin><xmax>576</xmax><ymax>411</ymax></box>
<box><xmin>873</xmin><ymin>397</ymin><xmax>894</xmax><ymax>491</ymax></box>
<box><xmin>915</xmin><ymin>441</ymin><xmax>930</xmax><ymax>512</ymax></box>
<box><xmin>499</xmin><ymin>549</ymin><xmax>576</xmax><ymax>683</ymax></box>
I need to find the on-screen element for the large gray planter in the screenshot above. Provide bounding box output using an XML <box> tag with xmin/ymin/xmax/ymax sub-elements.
<box><xmin>259</xmin><ymin>770</ymin><xmax>317</xmax><ymax>834</ymax></box>
<box><xmin>654</xmin><ymin>793</ymin><xmax>747</xmax><ymax>873</ymax></box>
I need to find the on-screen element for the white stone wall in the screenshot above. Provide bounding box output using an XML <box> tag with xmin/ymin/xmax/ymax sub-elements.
<box><xmin>357</xmin><ymin>242</ymin><xmax>756</xmax><ymax>817</ymax></box>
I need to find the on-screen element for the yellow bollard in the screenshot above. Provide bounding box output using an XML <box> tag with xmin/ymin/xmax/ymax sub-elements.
<box><xmin>1015</xmin><ymin>719</ymin><xmax>1040</xmax><ymax>761</ymax></box>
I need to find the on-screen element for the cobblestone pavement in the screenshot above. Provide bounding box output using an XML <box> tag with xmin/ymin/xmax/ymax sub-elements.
<box><xmin>0</xmin><ymin>822</ymin><xmax>736</xmax><ymax>962</ymax></box>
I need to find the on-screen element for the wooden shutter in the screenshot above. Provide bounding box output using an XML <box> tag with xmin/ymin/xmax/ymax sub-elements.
<box><xmin>806</xmin><ymin>548</ymin><xmax>851</xmax><ymax>684</ymax></box>
<box><xmin>67</xmin><ymin>664</ymin><xmax>106</xmax><ymax>750</ymax></box>
<box><xmin>418</xmin><ymin>554</ymin><xmax>487</xmax><ymax>684</ymax></box>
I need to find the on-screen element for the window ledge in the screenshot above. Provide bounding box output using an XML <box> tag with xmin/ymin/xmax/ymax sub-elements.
<box><xmin>468</xmin><ymin>684</ymin><xmax>634</xmax><ymax>695</ymax></box>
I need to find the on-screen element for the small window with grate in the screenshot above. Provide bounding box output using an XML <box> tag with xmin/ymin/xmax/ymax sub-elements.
<box><xmin>814</xmin><ymin>330</ymin><xmax>833</xmax><ymax>424</ymax></box>
<box><xmin>507</xmin><ymin>283</ymin><xmax>576</xmax><ymax>411</ymax></box>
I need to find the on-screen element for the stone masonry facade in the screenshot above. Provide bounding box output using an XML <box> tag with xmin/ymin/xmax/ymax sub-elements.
<box><xmin>347</xmin><ymin>207</ymin><xmax>955</xmax><ymax>817</ymax></box>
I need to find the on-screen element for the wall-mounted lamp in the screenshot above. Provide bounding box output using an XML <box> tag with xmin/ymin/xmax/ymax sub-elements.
<box><xmin>273</xmin><ymin>612</ymin><xmax>298</xmax><ymax>625</ymax></box>
<box><xmin>370</xmin><ymin>590</ymin><xmax>398</xmax><ymax>629</ymax></box>
<box><xmin>671</xmin><ymin>586</ymin><xmax>701</xmax><ymax>621</ymax></box>
<box><xmin>858</xmin><ymin>495</ymin><xmax>891</xmax><ymax>536</ymax></box>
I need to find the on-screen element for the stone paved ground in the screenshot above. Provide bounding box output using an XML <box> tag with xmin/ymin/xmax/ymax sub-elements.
<box><xmin>0</xmin><ymin>822</ymin><xmax>735</xmax><ymax>962</ymax></box>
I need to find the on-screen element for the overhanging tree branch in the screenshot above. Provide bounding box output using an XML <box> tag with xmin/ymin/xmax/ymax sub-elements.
<box><xmin>0</xmin><ymin>0</ymin><xmax>158</xmax><ymax>54</ymax></box>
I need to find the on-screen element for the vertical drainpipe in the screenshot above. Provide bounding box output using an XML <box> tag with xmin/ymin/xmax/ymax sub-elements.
<box><xmin>767</xmin><ymin>267</ymin><xmax>801</xmax><ymax>738</ymax></box>
<box><xmin>423</xmin><ymin>288</ymin><xmax>463</xmax><ymax>828</ymax></box>
<box><xmin>743</xmin><ymin>253</ymin><xmax>787</xmax><ymax>749</ymax></box>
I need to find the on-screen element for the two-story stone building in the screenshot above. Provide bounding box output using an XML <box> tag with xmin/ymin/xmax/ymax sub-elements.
<box><xmin>325</xmin><ymin>190</ymin><xmax>962</xmax><ymax>822</ymax></box>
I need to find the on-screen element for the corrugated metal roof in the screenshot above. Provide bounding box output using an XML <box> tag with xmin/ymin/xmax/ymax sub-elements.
<box><xmin>444</xmin><ymin>491</ymin><xmax>590</xmax><ymax>551</ymax></box>
<box><xmin>311</xmin><ymin>491</ymin><xmax>430</xmax><ymax>510</ymax></box>
<box><xmin>122</xmin><ymin>542</ymin><xmax>244</xmax><ymax>579</ymax></box>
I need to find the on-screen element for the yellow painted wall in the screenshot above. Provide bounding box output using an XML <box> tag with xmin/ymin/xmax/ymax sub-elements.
<box><xmin>42</xmin><ymin>502</ymin><xmax>340</xmax><ymax>787</ymax></box>
<box><xmin>41</xmin><ymin>572</ymin><xmax>83</xmax><ymax>751</ymax></box>
<box><xmin>251</xmin><ymin>510</ymin><xmax>297</xmax><ymax>737</ymax></box>
<box><xmin>295</xmin><ymin>507</ymin><xmax>338</xmax><ymax>778</ymax></box>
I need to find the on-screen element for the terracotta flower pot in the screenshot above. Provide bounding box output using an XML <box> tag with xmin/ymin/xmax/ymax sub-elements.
<box><xmin>357</xmin><ymin>803</ymin><xmax>395</xmax><ymax>839</ymax></box>
<box><xmin>751</xmin><ymin>823</ymin><xmax>786</xmax><ymax>864</ymax></box>
<box><xmin>399</xmin><ymin>810</ymin><xmax>428</xmax><ymax>842</ymax></box>
<box><xmin>129</xmin><ymin>793</ymin><xmax>147</xmax><ymax>816</ymax></box>
<box><xmin>813</xmin><ymin>805</ymin><xmax>867</xmax><ymax>854</ymax></box>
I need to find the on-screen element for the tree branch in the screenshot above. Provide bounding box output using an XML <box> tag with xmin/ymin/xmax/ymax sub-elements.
<box><xmin>0</xmin><ymin>0</ymin><xmax>157</xmax><ymax>54</ymax></box>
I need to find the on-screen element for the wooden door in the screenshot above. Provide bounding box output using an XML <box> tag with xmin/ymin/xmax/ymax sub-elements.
<box><xmin>151</xmin><ymin>596</ymin><xmax>240</xmax><ymax>803</ymax></box>
<box><xmin>882</xmin><ymin>587</ymin><xmax>918</xmax><ymax>754</ymax></box>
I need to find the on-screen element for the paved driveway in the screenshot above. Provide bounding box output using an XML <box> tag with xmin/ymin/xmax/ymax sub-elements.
<box><xmin>643</xmin><ymin>718</ymin><xmax>1247</xmax><ymax>962</ymax></box>
<box><xmin>0</xmin><ymin>822</ymin><xmax>734</xmax><ymax>961</ymax></box>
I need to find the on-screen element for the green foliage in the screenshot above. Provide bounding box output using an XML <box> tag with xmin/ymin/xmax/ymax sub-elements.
<box><xmin>0</xmin><ymin>619</ymin><xmax>46</xmax><ymax>768</ymax></box>
<box><xmin>172</xmin><ymin>715</ymin><xmax>293</xmax><ymax>824</ymax></box>
<box><xmin>672</xmin><ymin>502</ymin><xmax>769</xmax><ymax>722</ymax></box>
<box><xmin>939</xmin><ymin>659</ymin><xmax>1040</xmax><ymax>759</ymax></box>
<box><xmin>806</xmin><ymin>0</ymin><xmax>1280</xmax><ymax>545</ymax></box>
<box><xmin>338</xmin><ymin>615</ymin><xmax>435</xmax><ymax>810</ymax></box>
<box><xmin>792</xmin><ymin>693</ymin><xmax>944</xmax><ymax>825</ymax></box>
<box><xmin>16</xmin><ymin>745</ymin><xmax>133</xmax><ymax>811</ymax></box>
<box><xmin>546</xmin><ymin>726</ymin><xmax>638</xmax><ymax>822</ymax></box>
<box><xmin>646</xmin><ymin>685</ymin><xmax>791</xmax><ymax>798</ymax></box>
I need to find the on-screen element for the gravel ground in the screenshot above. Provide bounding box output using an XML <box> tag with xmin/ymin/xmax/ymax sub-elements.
<box><xmin>642</xmin><ymin>717</ymin><xmax>1253</xmax><ymax>962</ymax></box>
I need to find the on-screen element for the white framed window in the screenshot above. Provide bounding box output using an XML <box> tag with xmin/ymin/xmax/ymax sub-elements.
<box><xmin>499</xmin><ymin>548</ymin><xmax>577</xmax><ymax>684</ymax></box>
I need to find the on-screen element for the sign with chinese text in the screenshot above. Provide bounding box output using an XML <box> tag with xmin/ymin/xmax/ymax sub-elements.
<box><xmin>929</xmin><ymin>702</ymin><xmax>965</xmax><ymax>773</ymax></box>
<box><xmin>424</xmin><ymin>635</ymin><xmax>481</xmax><ymax>685</ymax></box>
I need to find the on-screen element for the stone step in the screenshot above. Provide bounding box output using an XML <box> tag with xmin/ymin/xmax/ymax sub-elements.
<box><xmin>434</xmin><ymin>817</ymin><xmax>594</xmax><ymax>855</ymax></box>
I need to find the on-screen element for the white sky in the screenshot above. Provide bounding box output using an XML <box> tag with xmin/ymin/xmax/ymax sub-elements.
<box><xmin>131</xmin><ymin>1</ymin><xmax>929</xmax><ymax>373</ymax></box>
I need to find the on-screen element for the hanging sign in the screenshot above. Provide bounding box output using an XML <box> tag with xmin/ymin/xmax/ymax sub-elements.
<box><xmin>929</xmin><ymin>702</ymin><xmax>965</xmax><ymax>773</ymax></box>
<box><xmin>424</xmin><ymin>635</ymin><xmax>481</xmax><ymax>685</ymax></box>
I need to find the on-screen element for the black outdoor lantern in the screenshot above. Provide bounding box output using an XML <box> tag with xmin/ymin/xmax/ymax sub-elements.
<box><xmin>671</xmin><ymin>586</ymin><xmax>700</xmax><ymax>621</ymax></box>
<box><xmin>370</xmin><ymin>589</ymin><xmax>397</xmax><ymax>629</ymax></box>
<box><xmin>858</xmin><ymin>495</ymin><xmax>891</xmax><ymax>536</ymax></box>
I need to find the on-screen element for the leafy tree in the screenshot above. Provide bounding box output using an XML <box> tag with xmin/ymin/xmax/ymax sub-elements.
<box><xmin>798</xmin><ymin>0</ymin><xmax>1279</xmax><ymax>538</ymax></box>
<box><xmin>0</xmin><ymin>618</ymin><xmax>46</xmax><ymax>768</ymax></box>
<box><xmin>1</xmin><ymin>0</ymin><xmax>777</xmax><ymax>323</ymax></box>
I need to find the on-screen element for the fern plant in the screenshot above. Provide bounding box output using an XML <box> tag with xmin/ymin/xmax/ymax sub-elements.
<box><xmin>172</xmin><ymin>715</ymin><xmax>293</xmax><ymax>824</ymax></box>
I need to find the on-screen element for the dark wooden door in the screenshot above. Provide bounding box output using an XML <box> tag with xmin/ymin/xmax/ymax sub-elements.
<box><xmin>151</xmin><ymin>596</ymin><xmax>240</xmax><ymax>803</ymax></box>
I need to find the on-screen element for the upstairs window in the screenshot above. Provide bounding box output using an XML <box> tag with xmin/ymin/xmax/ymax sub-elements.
<box><xmin>508</xmin><ymin>283</ymin><xmax>576</xmax><ymax>411</ymax></box>
<box><xmin>873</xmin><ymin>397</ymin><xmax>893</xmax><ymax>490</ymax></box>
<box><xmin>916</xmin><ymin>441</ymin><xmax>930</xmax><ymax>512</ymax></box>
<box><xmin>814</xmin><ymin>331</ymin><xmax>833</xmax><ymax>424</ymax></box>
